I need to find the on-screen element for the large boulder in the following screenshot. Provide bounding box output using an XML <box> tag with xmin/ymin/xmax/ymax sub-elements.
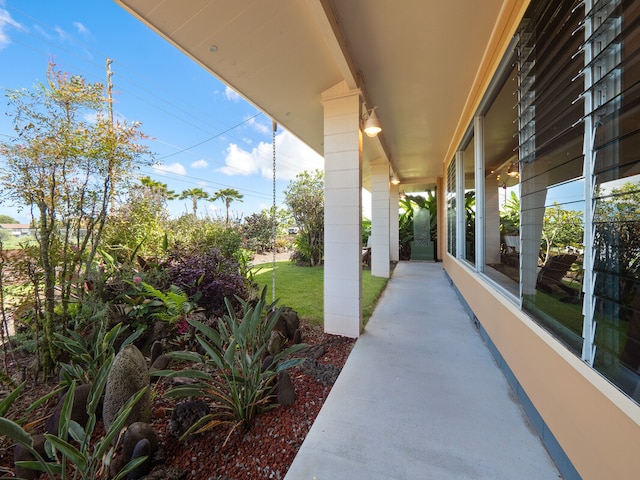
<box><xmin>103</xmin><ymin>345</ymin><xmax>151</xmax><ymax>433</ymax></box>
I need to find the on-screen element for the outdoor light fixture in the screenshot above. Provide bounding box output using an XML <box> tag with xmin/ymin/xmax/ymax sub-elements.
<box><xmin>507</xmin><ymin>162</ymin><xmax>519</xmax><ymax>178</ymax></box>
<box><xmin>363</xmin><ymin>107</ymin><xmax>382</xmax><ymax>137</ymax></box>
<box><xmin>390</xmin><ymin>173</ymin><xmax>400</xmax><ymax>185</ymax></box>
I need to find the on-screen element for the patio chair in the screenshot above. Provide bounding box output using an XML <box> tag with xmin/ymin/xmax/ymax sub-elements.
<box><xmin>536</xmin><ymin>254</ymin><xmax>579</xmax><ymax>297</ymax></box>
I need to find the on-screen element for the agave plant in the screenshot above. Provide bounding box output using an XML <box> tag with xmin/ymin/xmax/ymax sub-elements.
<box><xmin>155</xmin><ymin>287</ymin><xmax>307</xmax><ymax>443</ymax></box>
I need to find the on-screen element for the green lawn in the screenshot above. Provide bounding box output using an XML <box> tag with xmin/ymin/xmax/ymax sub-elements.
<box><xmin>252</xmin><ymin>261</ymin><xmax>389</xmax><ymax>326</ymax></box>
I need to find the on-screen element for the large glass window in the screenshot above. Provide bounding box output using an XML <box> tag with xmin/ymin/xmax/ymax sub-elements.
<box><xmin>445</xmin><ymin>0</ymin><xmax>640</xmax><ymax>403</ymax></box>
<box><xmin>483</xmin><ymin>65</ymin><xmax>520</xmax><ymax>294</ymax></box>
<box><xmin>518</xmin><ymin>0</ymin><xmax>586</xmax><ymax>353</ymax></box>
<box><xmin>589</xmin><ymin>0</ymin><xmax>640</xmax><ymax>400</ymax></box>
<box><xmin>463</xmin><ymin>137</ymin><xmax>475</xmax><ymax>264</ymax></box>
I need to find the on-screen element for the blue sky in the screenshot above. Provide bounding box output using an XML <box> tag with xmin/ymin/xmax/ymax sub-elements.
<box><xmin>0</xmin><ymin>0</ymin><xmax>324</xmax><ymax>224</ymax></box>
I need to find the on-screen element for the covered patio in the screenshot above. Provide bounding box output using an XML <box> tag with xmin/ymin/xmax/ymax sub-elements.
<box><xmin>285</xmin><ymin>261</ymin><xmax>560</xmax><ymax>479</ymax></box>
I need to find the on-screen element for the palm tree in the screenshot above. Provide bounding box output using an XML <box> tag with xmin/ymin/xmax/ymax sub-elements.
<box><xmin>139</xmin><ymin>176</ymin><xmax>178</xmax><ymax>202</ymax></box>
<box><xmin>211</xmin><ymin>188</ymin><xmax>244</xmax><ymax>224</ymax></box>
<box><xmin>179</xmin><ymin>187</ymin><xmax>209</xmax><ymax>216</ymax></box>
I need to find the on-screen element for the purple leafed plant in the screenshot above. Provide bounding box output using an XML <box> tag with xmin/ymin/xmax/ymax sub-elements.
<box><xmin>167</xmin><ymin>246</ymin><xmax>247</xmax><ymax>317</ymax></box>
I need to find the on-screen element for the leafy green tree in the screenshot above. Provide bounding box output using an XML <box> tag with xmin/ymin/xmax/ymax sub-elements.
<box><xmin>594</xmin><ymin>180</ymin><xmax>640</xmax><ymax>290</ymax></box>
<box><xmin>211</xmin><ymin>188</ymin><xmax>244</xmax><ymax>224</ymax></box>
<box><xmin>398</xmin><ymin>192</ymin><xmax>437</xmax><ymax>260</ymax></box>
<box><xmin>284</xmin><ymin>170</ymin><xmax>324</xmax><ymax>266</ymax></box>
<box><xmin>243</xmin><ymin>207</ymin><xmax>292</xmax><ymax>253</ymax></box>
<box><xmin>0</xmin><ymin>215</ymin><xmax>19</xmax><ymax>224</ymax></box>
<box><xmin>103</xmin><ymin>176</ymin><xmax>173</xmax><ymax>260</ymax></box>
<box><xmin>179</xmin><ymin>187</ymin><xmax>209</xmax><ymax>217</ymax></box>
<box><xmin>500</xmin><ymin>191</ymin><xmax>520</xmax><ymax>235</ymax></box>
<box><xmin>541</xmin><ymin>202</ymin><xmax>583</xmax><ymax>263</ymax></box>
<box><xmin>0</xmin><ymin>64</ymin><xmax>153</xmax><ymax>370</ymax></box>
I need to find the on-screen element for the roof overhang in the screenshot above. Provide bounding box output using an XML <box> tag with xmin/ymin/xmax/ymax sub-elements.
<box><xmin>115</xmin><ymin>0</ymin><xmax>525</xmax><ymax>192</ymax></box>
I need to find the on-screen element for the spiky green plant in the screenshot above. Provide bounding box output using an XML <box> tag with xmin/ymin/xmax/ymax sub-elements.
<box><xmin>53</xmin><ymin>321</ymin><xmax>145</xmax><ymax>386</ymax></box>
<box><xmin>155</xmin><ymin>287</ymin><xmax>306</xmax><ymax>443</ymax></box>
<box><xmin>1</xmin><ymin>365</ymin><xmax>148</xmax><ymax>480</ymax></box>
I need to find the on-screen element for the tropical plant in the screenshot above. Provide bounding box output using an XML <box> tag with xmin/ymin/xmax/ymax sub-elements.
<box><xmin>102</xmin><ymin>177</ymin><xmax>173</xmax><ymax>261</ymax></box>
<box><xmin>179</xmin><ymin>188</ymin><xmax>209</xmax><ymax>217</ymax></box>
<box><xmin>211</xmin><ymin>188</ymin><xmax>244</xmax><ymax>225</ymax></box>
<box><xmin>284</xmin><ymin>170</ymin><xmax>324</xmax><ymax>266</ymax></box>
<box><xmin>155</xmin><ymin>287</ymin><xmax>306</xmax><ymax>443</ymax></box>
<box><xmin>1</xmin><ymin>371</ymin><xmax>148</xmax><ymax>479</ymax></box>
<box><xmin>398</xmin><ymin>192</ymin><xmax>437</xmax><ymax>260</ymax></box>
<box><xmin>168</xmin><ymin>215</ymin><xmax>243</xmax><ymax>259</ymax></box>
<box><xmin>541</xmin><ymin>202</ymin><xmax>583</xmax><ymax>264</ymax></box>
<box><xmin>138</xmin><ymin>282</ymin><xmax>200</xmax><ymax>324</ymax></box>
<box><xmin>167</xmin><ymin>246</ymin><xmax>247</xmax><ymax>317</ymax></box>
<box><xmin>243</xmin><ymin>210</ymin><xmax>277</xmax><ymax>253</ymax></box>
<box><xmin>500</xmin><ymin>191</ymin><xmax>520</xmax><ymax>235</ymax></box>
<box><xmin>53</xmin><ymin>321</ymin><xmax>145</xmax><ymax>386</ymax></box>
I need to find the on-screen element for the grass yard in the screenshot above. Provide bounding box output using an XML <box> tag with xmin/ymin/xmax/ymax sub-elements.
<box><xmin>252</xmin><ymin>261</ymin><xmax>389</xmax><ymax>326</ymax></box>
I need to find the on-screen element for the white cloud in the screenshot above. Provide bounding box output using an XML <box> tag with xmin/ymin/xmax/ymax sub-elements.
<box><xmin>0</xmin><ymin>6</ymin><xmax>22</xmax><ymax>51</ymax></box>
<box><xmin>224</xmin><ymin>86</ymin><xmax>241</xmax><ymax>102</ymax></box>
<box><xmin>219</xmin><ymin>130</ymin><xmax>323</xmax><ymax>181</ymax></box>
<box><xmin>191</xmin><ymin>159</ymin><xmax>208</xmax><ymax>169</ymax></box>
<box><xmin>73</xmin><ymin>21</ymin><xmax>90</xmax><ymax>37</ymax></box>
<box><xmin>247</xmin><ymin>116</ymin><xmax>269</xmax><ymax>135</ymax></box>
<box><xmin>153</xmin><ymin>162</ymin><xmax>186</xmax><ymax>176</ymax></box>
<box><xmin>54</xmin><ymin>26</ymin><xmax>71</xmax><ymax>42</ymax></box>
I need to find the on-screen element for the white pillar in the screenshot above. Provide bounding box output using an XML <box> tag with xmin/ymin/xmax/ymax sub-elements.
<box><xmin>322</xmin><ymin>82</ymin><xmax>363</xmax><ymax>338</ymax></box>
<box><xmin>371</xmin><ymin>160</ymin><xmax>391</xmax><ymax>277</ymax></box>
<box><xmin>389</xmin><ymin>183</ymin><xmax>400</xmax><ymax>262</ymax></box>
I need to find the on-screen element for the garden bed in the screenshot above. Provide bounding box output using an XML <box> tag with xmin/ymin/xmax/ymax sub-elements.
<box><xmin>0</xmin><ymin>323</ymin><xmax>355</xmax><ymax>479</ymax></box>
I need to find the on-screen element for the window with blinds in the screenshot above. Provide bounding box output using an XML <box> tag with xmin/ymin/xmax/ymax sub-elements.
<box><xmin>518</xmin><ymin>0</ymin><xmax>587</xmax><ymax>354</ymax></box>
<box><xmin>589</xmin><ymin>0</ymin><xmax>640</xmax><ymax>400</ymax></box>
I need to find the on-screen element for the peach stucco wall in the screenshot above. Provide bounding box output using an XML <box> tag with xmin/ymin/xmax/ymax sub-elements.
<box><xmin>443</xmin><ymin>254</ymin><xmax>640</xmax><ymax>479</ymax></box>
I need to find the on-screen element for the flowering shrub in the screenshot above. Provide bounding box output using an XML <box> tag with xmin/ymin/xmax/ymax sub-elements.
<box><xmin>167</xmin><ymin>246</ymin><xmax>247</xmax><ymax>317</ymax></box>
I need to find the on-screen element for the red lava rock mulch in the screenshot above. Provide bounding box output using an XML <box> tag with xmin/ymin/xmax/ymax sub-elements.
<box><xmin>0</xmin><ymin>323</ymin><xmax>355</xmax><ymax>480</ymax></box>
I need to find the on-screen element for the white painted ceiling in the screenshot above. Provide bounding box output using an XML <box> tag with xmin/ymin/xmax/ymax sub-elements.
<box><xmin>115</xmin><ymin>0</ymin><xmax>510</xmax><ymax>191</ymax></box>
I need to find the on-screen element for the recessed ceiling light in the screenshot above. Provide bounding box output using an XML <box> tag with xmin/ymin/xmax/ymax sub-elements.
<box><xmin>209</xmin><ymin>45</ymin><xmax>218</xmax><ymax>53</ymax></box>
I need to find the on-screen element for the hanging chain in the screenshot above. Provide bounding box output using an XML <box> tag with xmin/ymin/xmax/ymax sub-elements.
<box><xmin>272</xmin><ymin>120</ymin><xmax>277</xmax><ymax>303</ymax></box>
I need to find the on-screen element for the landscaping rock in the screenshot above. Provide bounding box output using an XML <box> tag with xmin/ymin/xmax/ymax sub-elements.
<box><xmin>150</xmin><ymin>340</ymin><xmax>163</xmax><ymax>364</ymax></box>
<box><xmin>44</xmin><ymin>382</ymin><xmax>93</xmax><ymax>434</ymax></box>
<box><xmin>13</xmin><ymin>434</ymin><xmax>46</xmax><ymax>480</ymax></box>
<box><xmin>150</xmin><ymin>354</ymin><xmax>170</xmax><ymax>382</ymax></box>
<box><xmin>261</xmin><ymin>355</ymin><xmax>274</xmax><ymax>372</ymax></box>
<box><xmin>103</xmin><ymin>345</ymin><xmax>151</xmax><ymax>434</ymax></box>
<box><xmin>169</xmin><ymin>400</ymin><xmax>210</xmax><ymax>439</ymax></box>
<box><xmin>301</xmin><ymin>358</ymin><xmax>341</xmax><ymax>386</ymax></box>
<box><xmin>281</xmin><ymin>307</ymin><xmax>300</xmax><ymax>339</ymax></box>
<box><xmin>277</xmin><ymin>371</ymin><xmax>296</xmax><ymax>406</ymax></box>
<box><xmin>292</xmin><ymin>327</ymin><xmax>303</xmax><ymax>344</ymax></box>
<box><xmin>267</xmin><ymin>330</ymin><xmax>284</xmax><ymax>356</ymax></box>
<box><xmin>110</xmin><ymin>422</ymin><xmax>158</xmax><ymax>478</ymax></box>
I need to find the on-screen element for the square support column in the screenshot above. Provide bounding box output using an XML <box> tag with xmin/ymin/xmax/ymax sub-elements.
<box><xmin>322</xmin><ymin>82</ymin><xmax>363</xmax><ymax>338</ymax></box>
<box><xmin>390</xmin><ymin>183</ymin><xmax>400</xmax><ymax>262</ymax></box>
<box><xmin>370</xmin><ymin>160</ymin><xmax>391</xmax><ymax>277</ymax></box>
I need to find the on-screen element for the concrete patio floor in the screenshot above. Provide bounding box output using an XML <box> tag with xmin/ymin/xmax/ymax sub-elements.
<box><xmin>285</xmin><ymin>261</ymin><xmax>561</xmax><ymax>480</ymax></box>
